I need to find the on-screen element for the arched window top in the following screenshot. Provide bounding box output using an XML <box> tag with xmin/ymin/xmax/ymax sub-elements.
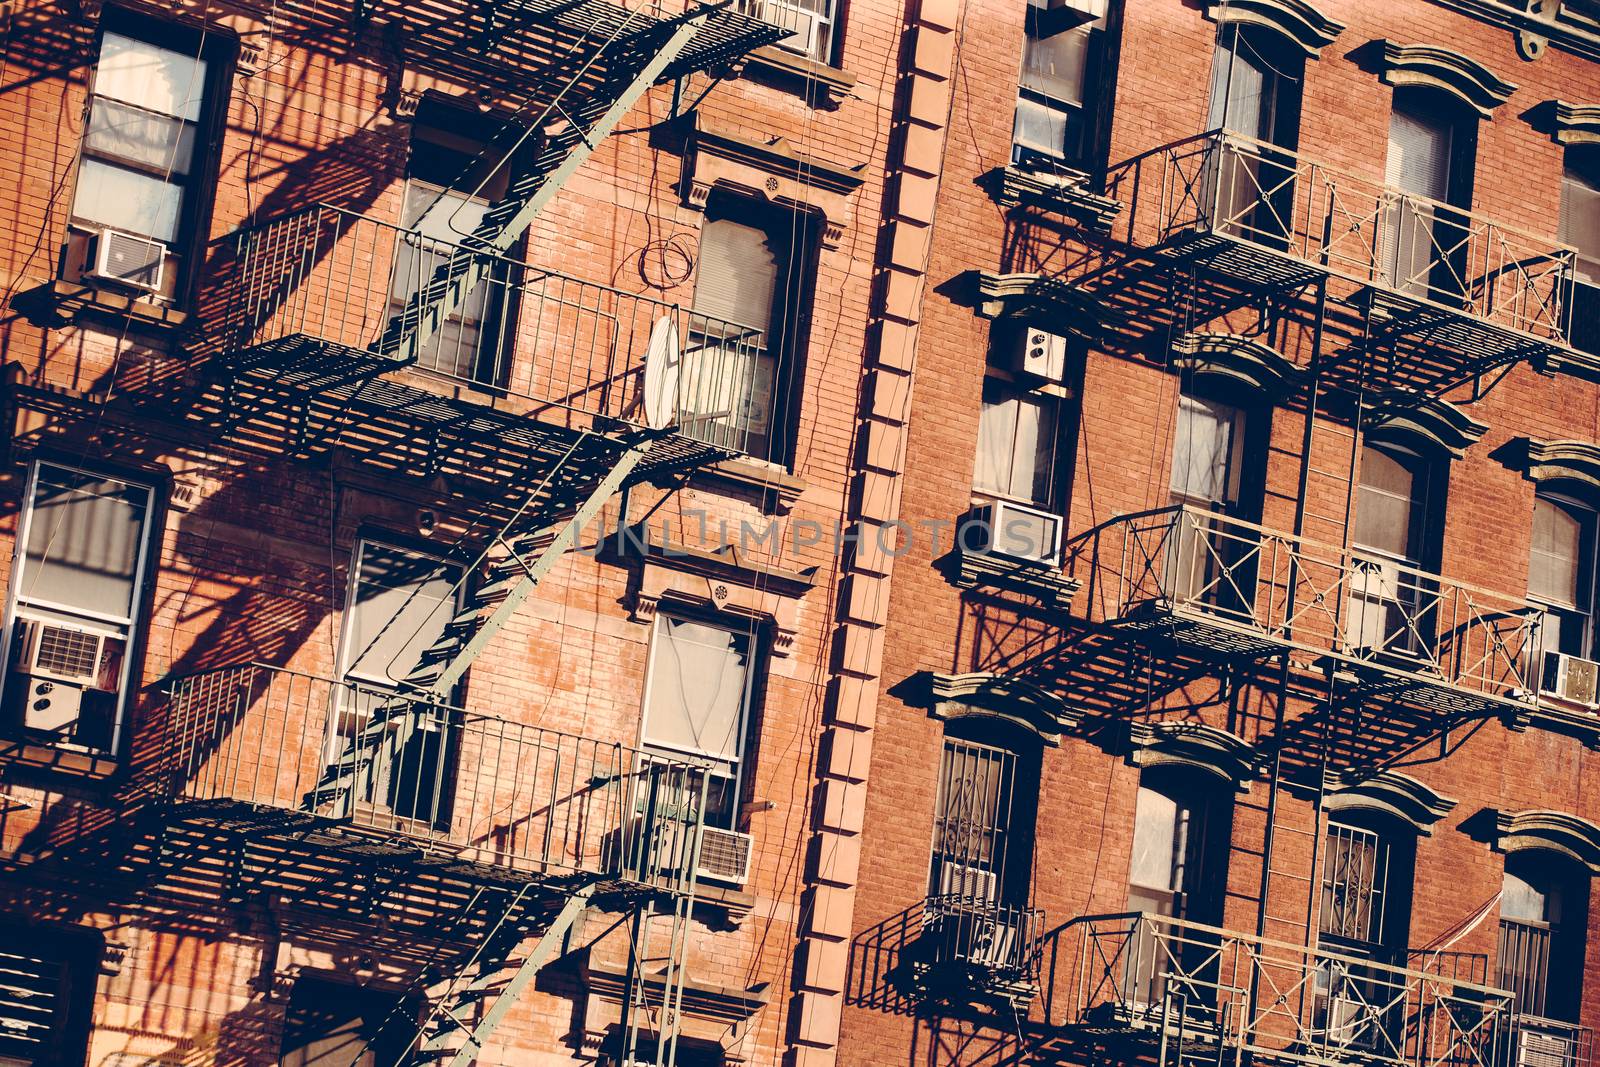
<box><xmin>1204</xmin><ymin>0</ymin><xmax>1344</xmax><ymax>59</ymax></box>
<box><xmin>1127</xmin><ymin>721</ymin><xmax>1256</xmax><ymax>792</ymax></box>
<box><xmin>1365</xmin><ymin>396</ymin><xmax>1487</xmax><ymax>459</ymax></box>
<box><xmin>1494</xmin><ymin>809</ymin><xmax>1600</xmax><ymax>874</ymax></box>
<box><xmin>1171</xmin><ymin>332</ymin><xmax>1305</xmax><ymax>405</ymax></box>
<box><xmin>926</xmin><ymin>671</ymin><xmax>1080</xmax><ymax>747</ymax></box>
<box><xmin>1374</xmin><ymin>40</ymin><xmax>1516</xmax><ymax>120</ymax></box>
<box><xmin>1322</xmin><ymin>770</ymin><xmax>1457</xmax><ymax>835</ymax></box>
<box><xmin>1519</xmin><ymin>439</ymin><xmax>1600</xmax><ymax>499</ymax></box>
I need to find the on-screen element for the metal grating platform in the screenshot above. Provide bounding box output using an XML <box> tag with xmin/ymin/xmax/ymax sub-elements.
<box><xmin>1158</xmin><ymin>229</ymin><xmax>1328</xmax><ymax>292</ymax></box>
<box><xmin>1114</xmin><ymin>600</ymin><xmax>1288</xmax><ymax>661</ymax></box>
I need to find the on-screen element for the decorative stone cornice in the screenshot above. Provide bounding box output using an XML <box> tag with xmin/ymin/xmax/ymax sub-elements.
<box><xmin>1365</xmin><ymin>395</ymin><xmax>1489</xmax><ymax>459</ymax></box>
<box><xmin>1425</xmin><ymin>1</ymin><xmax>1600</xmax><ymax>65</ymax></box>
<box><xmin>623</xmin><ymin>536</ymin><xmax>815</xmax><ymax>658</ymax></box>
<box><xmin>1552</xmin><ymin>100</ymin><xmax>1600</xmax><ymax>145</ymax></box>
<box><xmin>1126</xmin><ymin>721</ymin><xmax>1257</xmax><ymax>791</ymax></box>
<box><xmin>1204</xmin><ymin>0</ymin><xmax>1345</xmax><ymax>58</ymax></box>
<box><xmin>987</xmin><ymin>165</ymin><xmax>1123</xmax><ymax>231</ymax></box>
<box><xmin>1322</xmin><ymin>770</ymin><xmax>1457</xmax><ymax>835</ymax></box>
<box><xmin>1374</xmin><ymin>40</ymin><xmax>1517</xmax><ymax>118</ymax></box>
<box><xmin>684</xmin><ymin>124</ymin><xmax>868</xmax><ymax>249</ymax></box>
<box><xmin>972</xmin><ymin>272</ymin><xmax>1102</xmax><ymax>339</ymax></box>
<box><xmin>926</xmin><ymin>671</ymin><xmax>1082</xmax><ymax>746</ymax></box>
<box><xmin>1171</xmin><ymin>332</ymin><xmax>1305</xmax><ymax>402</ymax></box>
<box><xmin>1517</xmin><ymin>438</ymin><xmax>1600</xmax><ymax>494</ymax></box>
<box><xmin>1492</xmin><ymin>809</ymin><xmax>1600</xmax><ymax>873</ymax></box>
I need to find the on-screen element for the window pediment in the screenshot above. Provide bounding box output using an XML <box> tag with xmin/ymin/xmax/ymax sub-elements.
<box><xmin>973</xmin><ymin>272</ymin><xmax>1101</xmax><ymax>339</ymax></box>
<box><xmin>684</xmin><ymin>123</ymin><xmax>867</xmax><ymax>249</ymax></box>
<box><xmin>626</xmin><ymin>538</ymin><xmax>815</xmax><ymax>658</ymax></box>
<box><xmin>1492</xmin><ymin>809</ymin><xmax>1600</xmax><ymax>873</ymax></box>
<box><xmin>1171</xmin><ymin>332</ymin><xmax>1305</xmax><ymax>403</ymax></box>
<box><xmin>1203</xmin><ymin>0</ymin><xmax>1344</xmax><ymax>58</ymax></box>
<box><xmin>1321</xmin><ymin>770</ymin><xmax>1456</xmax><ymax>835</ymax></box>
<box><xmin>1373</xmin><ymin>40</ymin><xmax>1517</xmax><ymax>119</ymax></box>
<box><xmin>1364</xmin><ymin>395</ymin><xmax>1488</xmax><ymax>459</ymax></box>
<box><xmin>1126</xmin><ymin>721</ymin><xmax>1257</xmax><ymax>791</ymax></box>
<box><xmin>1552</xmin><ymin>100</ymin><xmax>1600</xmax><ymax>146</ymax></box>
<box><xmin>924</xmin><ymin>671</ymin><xmax>1081</xmax><ymax>745</ymax></box>
<box><xmin>1517</xmin><ymin>438</ymin><xmax>1600</xmax><ymax>495</ymax></box>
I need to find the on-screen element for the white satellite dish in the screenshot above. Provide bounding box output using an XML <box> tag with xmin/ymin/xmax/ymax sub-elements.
<box><xmin>642</xmin><ymin>314</ymin><xmax>681</xmax><ymax>431</ymax></box>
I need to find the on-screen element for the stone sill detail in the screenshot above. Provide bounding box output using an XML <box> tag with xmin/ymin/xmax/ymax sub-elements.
<box><xmin>951</xmin><ymin>544</ymin><xmax>1082</xmax><ymax>606</ymax></box>
<box><xmin>738</xmin><ymin>45</ymin><xmax>856</xmax><ymax>106</ymax></box>
<box><xmin>15</xmin><ymin>279</ymin><xmax>190</xmax><ymax>334</ymax></box>
<box><xmin>987</xmin><ymin>165</ymin><xmax>1123</xmax><ymax>231</ymax></box>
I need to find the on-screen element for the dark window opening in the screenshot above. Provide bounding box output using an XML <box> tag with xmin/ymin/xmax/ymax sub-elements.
<box><xmin>1205</xmin><ymin>23</ymin><xmax>1304</xmax><ymax>247</ymax></box>
<box><xmin>1383</xmin><ymin>88</ymin><xmax>1478</xmax><ymax>305</ymax></box>
<box><xmin>279</xmin><ymin>975</ymin><xmax>419</xmax><ymax>1067</ymax></box>
<box><xmin>1166</xmin><ymin>389</ymin><xmax>1268</xmax><ymax>617</ymax></box>
<box><xmin>62</xmin><ymin>9</ymin><xmax>226</xmax><ymax>302</ymax></box>
<box><xmin>1562</xmin><ymin>145</ymin><xmax>1600</xmax><ymax>356</ymax></box>
<box><xmin>1498</xmin><ymin>852</ymin><xmax>1590</xmax><ymax>1024</ymax></box>
<box><xmin>929</xmin><ymin>720</ymin><xmax>1040</xmax><ymax>910</ymax></box>
<box><xmin>1529</xmin><ymin>492</ymin><xmax>1600</xmax><ymax>662</ymax></box>
<box><xmin>0</xmin><ymin>924</ymin><xmax>101</xmax><ymax>1067</ymax></box>
<box><xmin>1012</xmin><ymin>0</ymin><xmax>1120</xmax><ymax>172</ymax></box>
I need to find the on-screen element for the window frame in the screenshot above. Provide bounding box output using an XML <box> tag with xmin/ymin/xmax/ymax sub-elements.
<box><xmin>1318</xmin><ymin>815</ymin><xmax>1415</xmax><ymax>962</ymax></box>
<box><xmin>1528</xmin><ymin>491</ymin><xmax>1600</xmax><ymax>660</ymax></box>
<box><xmin>637</xmin><ymin>608</ymin><xmax>764</xmax><ymax>831</ymax></box>
<box><xmin>736</xmin><ymin>0</ymin><xmax>839</xmax><ymax>66</ymax></box>
<box><xmin>0</xmin><ymin>921</ymin><xmax>103</xmax><ymax>1067</ymax></box>
<box><xmin>1497</xmin><ymin>851</ymin><xmax>1590</xmax><ymax>1023</ymax></box>
<box><xmin>927</xmin><ymin>722</ymin><xmax>1041</xmax><ymax>910</ymax></box>
<box><xmin>1011</xmin><ymin>0</ymin><xmax>1115</xmax><ymax>170</ymax></box>
<box><xmin>335</xmin><ymin>534</ymin><xmax>467</xmax><ymax>694</ymax></box>
<box><xmin>973</xmin><ymin>373</ymin><xmax>1063</xmax><ymax>509</ymax></box>
<box><xmin>65</xmin><ymin>8</ymin><xmax>231</xmax><ymax>304</ymax></box>
<box><xmin>0</xmin><ymin>459</ymin><xmax>160</xmax><ymax>758</ymax></box>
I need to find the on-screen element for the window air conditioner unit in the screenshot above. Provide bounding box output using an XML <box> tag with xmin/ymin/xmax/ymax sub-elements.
<box><xmin>937</xmin><ymin>861</ymin><xmax>998</xmax><ymax>904</ymax></box>
<box><xmin>967</xmin><ymin>499</ymin><xmax>1064</xmax><ymax>568</ymax></box>
<box><xmin>86</xmin><ymin>228</ymin><xmax>166</xmax><ymax>292</ymax></box>
<box><xmin>1326</xmin><ymin>994</ymin><xmax>1380</xmax><ymax>1050</ymax></box>
<box><xmin>1001</xmin><ymin>324</ymin><xmax>1069</xmax><ymax>383</ymax></box>
<box><xmin>13</xmin><ymin>616</ymin><xmax>111</xmax><ymax>734</ymax></box>
<box><xmin>1519</xmin><ymin>1027</ymin><xmax>1577</xmax><ymax>1067</ymax></box>
<box><xmin>695</xmin><ymin>826</ymin><xmax>754</xmax><ymax>887</ymax></box>
<box><xmin>747</xmin><ymin>0</ymin><xmax>820</xmax><ymax>57</ymax></box>
<box><xmin>1542</xmin><ymin>650</ymin><xmax>1600</xmax><ymax>707</ymax></box>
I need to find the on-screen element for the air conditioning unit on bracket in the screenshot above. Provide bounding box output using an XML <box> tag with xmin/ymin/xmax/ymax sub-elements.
<box><xmin>1518</xmin><ymin>1026</ymin><xmax>1578</xmax><ymax>1067</ymax></box>
<box><xmin>966</xmin><ymin>499</ymin><xmax>1064</xmax><ymax>568</ymax></box>
<box><xmin>747</xmin><ymin>0</ymin><xmax>820</xmax><ymax>57</ymax></box>
<box><xmin>85</xmin><ymin>227</ymin><xmax>166</xmax><ymax>292</ymax></box>
<box><xmin>1542</xmin><ymin>650</ymin><xmax>1600</xmax><ymax>708</ymax></box>
<box><xmin>999</xmin><ymin>323</ymin><xmax>1069</xmax><ymax>383</ymax></box>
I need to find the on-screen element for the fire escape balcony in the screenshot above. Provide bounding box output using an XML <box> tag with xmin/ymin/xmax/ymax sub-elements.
<box><xmin>161</xmin><ymin>662</ymin><xmax>710</xmax><ymax>897</ymax></box>
<box><xmin>1118</xmin><ymin>129</ymin><xmax>1575</xmax><ymax>374</ymax></box>
<box><xmin>1062</xmin><ymin>911</ymin><xmax>1577</xmax><ymax>1067</ymax></box>
<box><xmin>203</xmin><ymin>203</ymin><xmax>774</xmax><ymax>473</ymax></box>
<box><xmin>1071</xmin><ymin>504</ymin><xmax>1561</xmax><ymax>721</ymax></box>
<box><xmin>912</xmin><ymin>893</ymin><xmax>1047</xmax><ymax>1006</ymax></box>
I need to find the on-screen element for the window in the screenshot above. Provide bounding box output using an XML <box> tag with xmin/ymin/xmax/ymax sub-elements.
<box><xmin>641</xmin><ymin>614</ymin><xmax>759</xmax><ymax>830</ymax></box>
<box><xmin>0</xmin><ymin>462</ymin><xmax>156</xmax><ymax>756</ymax></box>
<box><xmin>339</xmin><ymin>539</ymin><xmax>465</xmax><ymax>691</ymax></box>
<box><xmin>929</xmin><ymin>727</ymin><xmax>1039</xmax><ymax>909</ymax></box>
<box><xmin>1383</xmin><ymin>90</ymin><xmax>1476</xmax><ymax>301</ymax></box>
<box><xmin>1498</xmin><ymin>853</ymin><xmax>1589</xmax><ymax>1023</ymax></box>
<box><xmin>279</xmin><ymin>975</ymin><xmax>418</xmax><ymax>1067</ymax></box>
<box><xmin>1561</xmin><ymin>147</ymin><xmax>1600</xmax><ymax>355</ymax></box>
<box><xmin>66</xmin><ymin>15</ymin><xmax>220</xmax><ymax>299</ymax></box>
<box><xmin>1205</xmin><ymin>24</ymin><xmax>1302</xmax><ymax>244</ymax></box>
<box><xmin>1167</xmin><ymin>392</ymin><xmax>1260</xmax><ymax>613</ymax></box>
<box><xmin>736</xmin><ymin>0</ymin><xmax>837</xmax><ymax>65</ymax></box>
<box><xmin>390</xmin><ymin>106</ymin><xmax>523</xmax><ymax>384</ymax></box>
<box><xmin>1316</xmin><ymin>816</ymin><xmax>1416</xmax><ymax>1048</ymax></box>
<box><xmin>1012</xmin><ymin>0</ymin><xmax>1114</xmax><ymax>169</ymax></box>
<box><xmin>0</xmin><ymin>925</ymin><xmax>102</xmax><ymax>1067</ymax></box>
<box><xmin>684</xmin><ymin>194</ymin><xmax>814</xmax><ymax>464</ymax></box>
<box><xmin>1349</xmin><ymin>442</ymin><xmax>1443</xmax><ymax>658</ymax></box>
<box><xmin>1170</xmin><ymin>393</ymin><xmax>1246</xmax><ymax>514</ymax></box>
<box><xmin>974</xmin><ymin>379</ymin><xmax>1059</xmax><ymax>506</ymax></box>
<box><xmin>1127</xmin><ymin>777</ymin><xmax>1226</xmax><ymax>925</ymax></box>
<box><xmin>1529</xmin><ymin>494</ymin><xmax>1599</xmax><ymax>660</ymax></box>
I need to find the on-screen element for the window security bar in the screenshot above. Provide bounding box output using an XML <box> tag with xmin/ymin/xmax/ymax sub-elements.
<box><xmin>1064</xmin><ymin>910</ymin><xmax>1521</xmax><ymax>1067</ymax></box>
<box><xmin>161</xmin><ymin>662</ymin><xmax>711</xmax><ymax>891</ymax></box>
<box><xmin>1067</xmin><ymin>504</ymin><xmax>1551</xmax><ymax>710</ymax></box>
<box><xmin>201</xmin><ymin>203</ymin><xmax>773</xmax><ymax>457</ymax></box>
<box><xmin>1103</xmin><ymin>129</ymin><xmax>1576</xmax><ymax>344</ymax></box>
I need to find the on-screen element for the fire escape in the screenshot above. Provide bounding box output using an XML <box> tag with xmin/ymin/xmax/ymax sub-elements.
<box><xmin>155</xmin><ymin>2</ymin><xmax>786</xmax><ymax>1063</ymax></box>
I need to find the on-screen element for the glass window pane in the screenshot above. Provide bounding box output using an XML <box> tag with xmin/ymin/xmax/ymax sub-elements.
<box><xmin>974</xmin><ymin>393</ymin><xmax>1019</xmax><ymax>496</ymax></box>
<box><xmin>1208</xmin><ymin>30</ymin><xmax>1274</xmax><ymax>140</ymax></box>
<box><xmin>1530</xmin><ymin>497</ymin><xmax>1585</xmax><ymax>608</ymax></box>
<box><xmin>72</xmin><ymin>158</ymin><xmax>183</xmax><ymax>242</ymax></box>
<box><xmin>1387</xmin><ymin>102</ymin><xmax>1452</xmax><ymax>201</ymax></box>
<box><xmin>21</xmin><ymin>466</ymin><xmax>149</xmax><ymax>620</ymax></box>
<box><xmin>644</xmin><ymin>617</ymin><xmax>752</xmax><ymax>763</ymax></box>
<box><xmin>1130</xmin><ymin>786</ymin><xmax>1183</xmax><ymax>892</ymax></box>
<box><xmin>1502</xmin><ymin>869</ymin><xmax>1549</xmax><ymax>924</ymax></box>
<box><xmin>1013</xmin><ymin>95</ymin><xmax>1071</xmax><ymax>159</ymax></box>
<box><xmin>1353</xmin><ymin>445</ymin><xmax>1418</xmax><ymax>559</ymax></box>
<box><xmin>1562</xmin><ymin>159</ymin><xmax>1600</xmax><ymax>281</ymax></box>
<box><xmin>86</xmin><ymin>98</ymin><xmax>194</xmax><ymax>175</ymax></box>
<box><xmin>345</xmin><ymin>543</ymin><xmax>462</xmax><ymax>689</ymax></box>
<box><xmin>94</xmin><ymin>31</ymin><xmax>208</xmax><ymax>121</ymax></box>
<box><xmin>1020</xmin><ymin>23</ymin><xmax>1090</xmax><ymax>105</ymax></box>
<box><xmin>1011</xmin><ymin>394</ymin><xmax>1056</xmax><ymax>503</ymax></box>
<box><xmin>1171</xmin><ymin>394</ymin><xmax>1239</xmax><ymax>504</ymax></box>
<box><xmin>694</xmin><ymin>216</ymin><xmax>780</xmax><ymax>332</ymax></box>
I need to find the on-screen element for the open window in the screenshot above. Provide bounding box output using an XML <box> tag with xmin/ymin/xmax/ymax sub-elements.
<box><xmin>1204</xmin><ymin>22</ymin><xmax>1304</xmax><ymax>246</ymax></box>
<box><xmin>0</xmin><ymin>924</ymin><xmax>102</xmax><ymax>1067</ymax></box>
<box><xmin>1498</xmin><ymin>852</ymin><xmax>1589</xmax><ymax>1027</ymax></box>
<box><xmin>1012</xmin><ymin>0</ymin><xmax>1118</xmax><ymax>171</ymax></box>
<box><xmin>1561</xmin><ymin>146</ymin><xmax>1600</xmax><ymax>356</ymax></box>
<box><xmin>279</xmin><ymin>974</ymin><xmax>419</xmax><ymax>1067</ymax></box>
<box><xmin>63</xmin><ymin>10</ymin><xmax>225</xmax><ymax>302</ymax></box>
<box><xmin>1165</xmin><ymin>390</ymin><xmax>1265</xmax><ymax>617</ymax></box>
<box><xmin>1383</xmin><ymin>88</ymin><xmax>1477</xmax><ymax>304</ymax></box>
<box><xmin>1348</xmin><ymin>440</ymin><xmax>1446</xmax><ymax>661</ymax></box>
<box><xmin>735</xmin><ymin>0</ymin><xmax>838</xmax><ymax>65</ymax></box>
<box><xmin>683</xmin><ymin>193</ymin><xmax>816</xmax><ymax>464</ymax></box>
<box><xmin>0</xmin><ymin>462</ymin><xmax>157</xmax><ymax>758</ymax></box>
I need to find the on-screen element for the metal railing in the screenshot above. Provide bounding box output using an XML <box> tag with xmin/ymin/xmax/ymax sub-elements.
<box><xmin>161</xmin><ymin>662</ymin><xmax>710</xmax><ymax>889</ymax></box>
<box><xmin>1066</xmin><ymin>911</ymin><xmax>1518</xmax><ymax>1067</ymax></box>
<box><xmin>1109</xmin><ymin>130</ymin><xmax>1576</xmax><ymax>343</ymax></box>
<box><xmin>921</xmin><ymin>894</ymin><xmax>1046</xmax><ymax>991</ymax></box>
<box><xmin>1071</xmin><ymin>505</ymin><xmax>1548</xmax><ymax>709</ymax></box>
<box><xmin>204</xmin><ymin>204</ymin><xmax>774</xmax><ymax>455</ymax></box>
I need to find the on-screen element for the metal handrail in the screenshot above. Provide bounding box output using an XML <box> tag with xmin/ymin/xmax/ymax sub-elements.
<box><xmin>1073</xmin><ymin>504</ymin><xmax>1549</xmax><ymax>707</ymax></box>
<box><xmin>1065</xmin><ymin>910</ymin><xmax>1519</xmax><ymax>1067</ymax></box>
<box><xmin>160</xmin><ymin>661</ymin><xmax>710</xmax><ymax>888</ymax></box>
<box><xmin>922</xmin><ymin>893</ymin><xmax>1047</xmax><ymax>987</ymax></box>
<box><xmin>201</xmin><ymin>202</ymin><xmax>775</xmax><ymax>455</ymax></box>
<box><xmin>1107</xmin><ymin>128</ymin><xmax>1577</xmax><ymax>343</ymax></box>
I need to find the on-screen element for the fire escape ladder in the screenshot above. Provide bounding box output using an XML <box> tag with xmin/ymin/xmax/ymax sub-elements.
<box><xmin>619</xmin><ymin>858</ymin><xmax>703</xmax><ymax>1066</ymax></box>
<box><xmin>305</xmin><ymin>431</ymin><xmax>657</xmax><ymax>812</ymax></box>
<box><xmin>372</xmin><ymin>10</ymin><xmax>711</xmax><ymax>365</ymax></box>
<box><xmin>415</xmin><ymin>882</ymin><xmax>597</xmax><ymax>1066</ymax></box>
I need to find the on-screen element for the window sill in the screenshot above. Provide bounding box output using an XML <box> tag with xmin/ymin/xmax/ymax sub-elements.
<box><xmin>695</xmin><ymin>457</ymin><xmax>808</xmax><ymax>513</ymax></box>
<box><xmin>14</xmin><ymin>279</ymin><xmax>189</xmax><ymax>334</ymax></box>
<box><xmin>949</xmin><ymin>543</ymin><xmax>1081</xmax><ymax>606</ymax></box>
<box><xmin>986</xmin><ymin>164</ymin><xmax>1122</xmax><ymax>231</ymax></box>
<box><xmin>0</xmin><ymin>737</ymin><xmax>120</xmax><ymax>781</ymax></box>
<box><xmin>738</xmin><ymin>45</ymin><xmax>855</xmax><ymax>106</ymax></box>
